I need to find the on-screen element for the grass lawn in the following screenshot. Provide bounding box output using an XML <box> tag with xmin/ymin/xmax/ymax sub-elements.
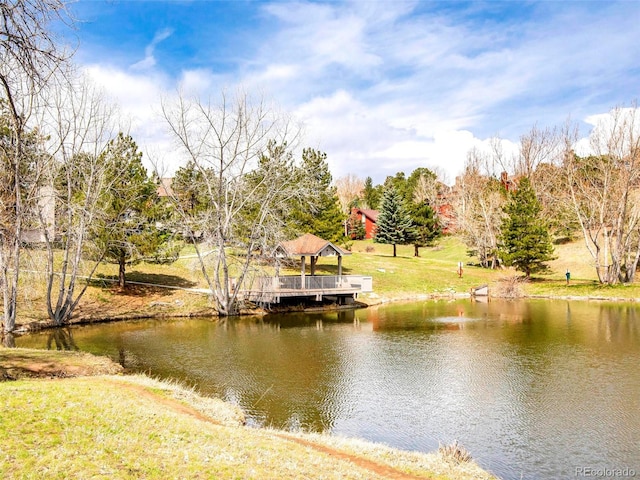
<box><xmin>343</xmin><ymin>236</ymin><xmax>640</xmax><ymax>302</ymax></box>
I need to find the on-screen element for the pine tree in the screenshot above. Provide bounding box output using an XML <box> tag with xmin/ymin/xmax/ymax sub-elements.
<box><xmin>95</xmin><ymin>133</ymin><xmax>176</xmax><ymax>288</ymax></box>
<box><xmin>374</xmin><ymin>186</ymin><xmax>414</xmax><ymax>257</ymax></box>
<box><xmin>408</xmin><ymin>202</ymin><xmax>440</xmax><ymax>257</ymax></box>
<box><xmin>405</xmin><ymin>168</ymin><xmax>441</xmax><ymax>257</ymax></box>
<box><xmin>347</xmin><ymin>209</ymin><xmax>366</xmax><ymax>240</ymax></box>
<box><xmin>499</xmin><ymin>177</ymin><xmax>555</xmax><ymax>277</ymax></box>
<box><xmin>362</xmin><ymin>176</ymin><xmax>382</xmax><ymax>210</ymax></box>
<box><xmin>288</xmin><ymin>148</ymin><xmax>345</xmax><ymax>244</ymax></box>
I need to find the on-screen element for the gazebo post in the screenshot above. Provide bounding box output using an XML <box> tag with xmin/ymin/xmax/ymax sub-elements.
<box><xmin>338</xmin><ymin>255</ymin><xmax>343</xmax><ymax>277</ymax></box>
<box><xmin>300</xmin><ymin>255</ymin><xmax>306</xmax><ymax>289</ymax></box>
<box><xmin>311</xmin><ymin>256</ymin><xmax>317</xmax><ymax>276</ymax></box>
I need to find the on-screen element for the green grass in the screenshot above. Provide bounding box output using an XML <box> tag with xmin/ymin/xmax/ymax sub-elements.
<box><xmin>343</xmin><ymin>236</ymin><xmax>640</xmax><ymax>301</ymax></box>
<box><xmin>297</xmin><ymin>237</ymin><xmax>503</xmax><ymax>300</ymax></box>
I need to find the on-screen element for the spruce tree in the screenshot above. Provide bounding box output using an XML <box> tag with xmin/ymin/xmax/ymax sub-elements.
<box><xmin>499</xmin><ymin>177</ymin><xmax>555</xmax><ymax>277</ymax></box>
<box><xmin>347</xmin><ymin>209</ymin><xmax>366</xmax><ymax>240</ymax></box>
<box><xmin>374</xmin><ymin>186</ymin><xmax>414</xmax><ymax>257</ymax></box>
<box><xmin>405</xmin><ymin>168</ymin><xmax>441</xmax><ymax>256</ymax></box>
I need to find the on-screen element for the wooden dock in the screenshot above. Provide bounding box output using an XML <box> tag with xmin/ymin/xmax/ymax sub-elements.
<box><xmin>242</xmin><ymin>275</ymin><xmax>373</xmax><ymax>304</ymax></box>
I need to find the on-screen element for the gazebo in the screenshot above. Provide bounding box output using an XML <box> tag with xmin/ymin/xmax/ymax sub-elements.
<box><xmin>241</xmin><ymin>233</ymin><xmax>371</xmax><ymax>304</ymax></box>
<box><xmin>274</xmin><ymin>233</ymin><xmax>350</xmax><ymax>283</ymax></box>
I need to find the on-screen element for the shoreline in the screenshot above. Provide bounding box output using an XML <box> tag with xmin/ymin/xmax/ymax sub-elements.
<box><xmin>11</xmin><ymin>288</ymin><xmax>640</xmax><ymax>336</ymax></box>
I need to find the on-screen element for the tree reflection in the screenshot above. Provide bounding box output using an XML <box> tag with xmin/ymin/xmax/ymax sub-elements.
<box><xmin>46</xmin><ymin>328</ymin><xmax>78</xmax><ymax>351</ymax></box>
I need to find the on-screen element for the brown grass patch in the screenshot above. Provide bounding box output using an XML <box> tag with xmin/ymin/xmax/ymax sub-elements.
<box><xmin>0</xmin><ymin>347</ymin><xmax>122</xmax><ymax>380</ymax></box>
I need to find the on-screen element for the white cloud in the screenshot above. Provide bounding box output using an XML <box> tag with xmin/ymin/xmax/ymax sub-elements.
<box><xmin>131</xmin><ymin>28</ymin><xmax>173</xmax><ymax>71</ymax></box>
<box><xmin>75</xmin><ymin>1</ymin><xmax>640</xmax><ymax>186</ymax></box>
<box><xmin>83</xmin><ymin>64</ymin><xmax>182</xmax><ymax>174</ymax></box>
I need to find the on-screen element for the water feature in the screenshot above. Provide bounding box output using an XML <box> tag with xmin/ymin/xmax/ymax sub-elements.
<box><xmin>16</xmin><ymin>299</ymin><xmax>640</xmax><ymax>479</ymax></box>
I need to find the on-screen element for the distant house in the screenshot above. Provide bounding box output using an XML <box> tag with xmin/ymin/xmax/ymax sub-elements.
<box><xmin>350</xmin><ymin>208</ymin><xmax>379</xmax><ymax>239</ymax></box>
<box><xmin>157</xmin><ymin>177</ymin><xmax>174</xmax><ymax>198</ymax></box>
<box><xmin>436</xmin><ymin>202</ymin><xmax>456</xmax><ymax>235</ymax></box>
<box><xmin>21</xmin><ymin>185</ymin><xmax>56</xmax><ymax>243</ymax></box>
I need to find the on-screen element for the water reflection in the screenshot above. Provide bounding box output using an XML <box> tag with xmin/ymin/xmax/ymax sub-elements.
<box><xmin>46</xmin><ymin>328</ymin><xmax>78</xmax><ymax>351</ymax></box>
<box><xmin>16</xmin><ymin>299</ymin><xmax>640</xmax><ymax>480</ymax></box>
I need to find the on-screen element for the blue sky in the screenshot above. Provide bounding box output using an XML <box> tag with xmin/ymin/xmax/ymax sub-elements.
<box><xmin>66</xmin><ymin>0</ymin><xmax>640</xmax><ymax>183</ymax></box>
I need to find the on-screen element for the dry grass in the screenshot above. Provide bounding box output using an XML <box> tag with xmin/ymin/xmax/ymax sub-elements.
<box><xmin>297</xmin><ymin>433</ymin><xmax>495</xmax><ymax>480</ymax></box>
<box><xmin>438</xmin><ymin>440</ymin><xmax>473</xmax><ymax>465</ymax></box>
<box><xmin>493</xmin><ymin>274</ymin><xmax>527</xmax><ymax>298</ymax></box>
<box><xmin>0</xmin><ymin>347</ymin><xmax>122</xmax><ymax>380</ymax></box>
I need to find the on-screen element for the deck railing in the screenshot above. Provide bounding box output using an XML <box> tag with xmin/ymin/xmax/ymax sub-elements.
<box><xmin>248</xmin><ymin>275</ymin><xmax>373</xmax><ymax>293</ymax></box>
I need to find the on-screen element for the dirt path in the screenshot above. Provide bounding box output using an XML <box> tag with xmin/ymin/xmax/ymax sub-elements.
<box><xmin>111</xmin><ymin>379</ymin><xmax>432</xmax><ymax>480</ymax></box>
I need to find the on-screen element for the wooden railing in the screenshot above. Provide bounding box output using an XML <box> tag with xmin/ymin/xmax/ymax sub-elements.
<box><xmin>246</xmin><ymin>275</ymin><xmax>373</xmax><ymax>294</ymax></box>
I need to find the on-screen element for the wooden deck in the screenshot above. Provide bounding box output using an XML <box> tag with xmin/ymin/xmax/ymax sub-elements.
<box><xmin>242</xmin><ymin>275</ymin><xmax>373</xmax><ymax>304</ymax></box>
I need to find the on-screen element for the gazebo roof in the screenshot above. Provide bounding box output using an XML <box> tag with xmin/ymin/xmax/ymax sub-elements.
<box><xmin>275</xmin><ymin>233</ymin><xmax>351</xmax><ymax>258</ymax></box>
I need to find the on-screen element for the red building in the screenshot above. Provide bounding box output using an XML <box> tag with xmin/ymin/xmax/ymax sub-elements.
<box><xmin>350</xmin><ymin>208</ymin><xmax>379</xmax><ymax>239</ymax></box>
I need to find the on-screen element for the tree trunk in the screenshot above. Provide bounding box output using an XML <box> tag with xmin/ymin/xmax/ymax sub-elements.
<box><xmin>2</xmin><ymin>333</ymin><xmax>15</xmax><ymax>348</ymax></box>
<box><xmin>393</xmin><ymin>244</ymin><xmax>397</xmax><ymax>257</ymax></box>
<box><xmin>118</xmin><ymin>254</ymin><xmax>126</xmax><ymax>289</ymax></box>
<box><xmin>414</xmin><ymin>244</ymin><xmax>420</xmax><ymax>257</ymax></box>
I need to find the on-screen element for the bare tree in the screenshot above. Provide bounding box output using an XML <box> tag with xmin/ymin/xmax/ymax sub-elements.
<box><xmin>518</xmin><ymin>125</ymin><xmax>562</xmax><ymax>180</ymax></box>
<box><xmin>37</xmin><ymin>73</ymin><xmax>118</xmax><ymax>324</ymax></box>
<box><xmin>564</xmin><ymin>105</ymin><xmax>640</xmax><ymax>284</ymax></box>
<box><xmin>516</xmin><ymin>125</ymin><xmax>573</xmax><ymax>238</ymax></box>
<box><xmin>455</xmin><ymin>147</ymin><xmax>505</xmax><ymax>268</ymax></box>
<box><xmin>159</xmin><ymin>90</ymin><xmax>304</xmax><ymax>315</ymax></box>
<box><xmin>334</xmin><ymin>174</ymin><xmax>364</xmax><ymax>214</ymax></box>
<box><xmin>0</xmin><ymin>0</ymin><xmax>73</xmax><ymax>334</ymax></box>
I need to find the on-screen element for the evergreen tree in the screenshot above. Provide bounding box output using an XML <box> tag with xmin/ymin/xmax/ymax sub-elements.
<box><xmin>408</xmin><ymin>202</ymin><xmax>440</xmax><ymax>257</ymax></box>
<box><xmin>374</xmin><ymin>186</ymin><xmax>414</xmax><ymax>257</ymax></box>
<box><xmin>383</xmin><ymin>172</ymin><xmax>408</xmax><ymax>199</ymax></box>
<box><xmin>499</xmin><ymin>177</ymin><xmax>555</xmax><ymax>277</ymax></box>
<box><xmin>240</xmin><ymin>140</ymin><xmax>297</xmax><ymax>249</ymax></box>
<box><xmin>362</xmin><ymin>176</ymin><xmax>382</xmax><ymax>210</ymax></box>
<box><xmin>347</xmin><ymin>209</ymin><xmax>366</xmax><ymax>240</ymax></box>
<box><xmin>95</xmin><ymin>133</ymin><xmax>176</xmax><ymax>288</ymax></box>
<box><xmin>288</xmin><ymin>148</ymin><xmax>344</xmax><ymax>244</ymax></box>
<box><xmin>172</xmin><ymin>160</ymin><xmax>210</xmax><ymax>216</ymax></box>
<box><xmin>405</xmin><ymin>168</ymin><xmax>441</xmax><ymax>257</ymax></box>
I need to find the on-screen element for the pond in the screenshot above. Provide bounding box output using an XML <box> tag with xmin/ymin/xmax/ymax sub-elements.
<box><xmin>16</xmin><ymin>299</ymin><xmax>640</xmax><ymax>480</ymax></box>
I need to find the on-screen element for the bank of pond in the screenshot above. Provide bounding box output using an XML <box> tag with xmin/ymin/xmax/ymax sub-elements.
<box><xmin>16</xmin><ymin>298</ymin><xmax>640</xmax><ymax>480</ymax></box>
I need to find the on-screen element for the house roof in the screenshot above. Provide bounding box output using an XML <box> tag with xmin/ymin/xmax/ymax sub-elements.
<box><xmin>359</xmin><ymin>209</ymin><xmax>379</xmax><ymax>222</ymax></box>
<box><xmin>276</xmin><ymin>233</ymin><xmax>351</xmax><ymax>258</ymax></box>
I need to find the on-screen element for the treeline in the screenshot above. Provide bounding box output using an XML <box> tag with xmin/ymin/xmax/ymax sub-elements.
<box><xmin>335</xmin><ymin>169</ymin><xmax>443</xmax><ymax>257</ymax></box>
<box><xmin>334</xmin><ymin>107</ymin><xmax>640</xmax><ymax>286</ymax></box>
